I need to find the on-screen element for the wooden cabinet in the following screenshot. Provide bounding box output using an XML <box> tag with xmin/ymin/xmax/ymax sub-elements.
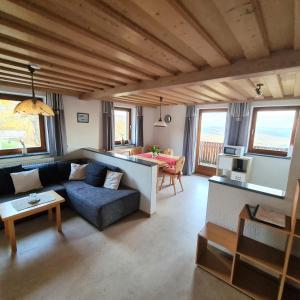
<box><xmin>196</xmin><ymin>180</ymin><xmax>300</xmax><ymax>299</ymax></box>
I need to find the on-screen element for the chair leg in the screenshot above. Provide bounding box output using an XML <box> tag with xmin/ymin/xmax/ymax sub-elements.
<box><xmin>178</xmin><ymin>175</ymin><xmax>184</xmax><ymax>191</ymax></box>
<box><xmin>160</xmin><ymin>174</ymin><xmax>165</xmax><ymax>190</ymax></box>
<box><xmin>172</xmin><ymin>176</ymin><xmax>176</xmax><ymax>195</ymax></box>
<box><xmin>169</xmin><ymin>176</ymin><xmax>172</xmax><ymax>186</ymax></box>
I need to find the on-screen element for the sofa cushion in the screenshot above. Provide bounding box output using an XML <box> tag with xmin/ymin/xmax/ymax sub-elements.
<box><xmin>38</xmin><ymin>163</ymin><xmax>59</xmax><ymax>185</ymax></box>
<box><xmin>56</xmin><ymin>161</ymin><xmax>71</xmax><ymax>181</ymax></box>
<box><xmin>0</xmin><ymin>165</ymin><xmax>23</xmax><ymax>195</ymax></box>
<box><xmin>69</xmin><ymin>163</ymin><xmax>88</xmax><ymax>180</ymax></box>
<box><xmin>85</xmin><ymin>162</ymin><xmax>108</xmax><ymax>187</ymax></box>
<box><xmin>10</xmin><ymin>169</ymin><xmax>43</xmax><ymax>194</ymax></box>
<box><xmin>62</xmin><ymin>181</ymin><xmax>140</xmax><ymax>230</ymax></box>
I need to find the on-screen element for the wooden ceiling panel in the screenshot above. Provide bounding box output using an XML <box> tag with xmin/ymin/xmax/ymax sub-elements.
<box><xmin>212</xmin><ymin>0</ymin><xmax>269</xmax><ymax>59</ymax></box>
<box><xmin>280</xmin><ymin>72</ymin><xmax>296</xmax><ymax>96</ymax></box>
<box><xmin>259</xmin><ymin>0</ymin><xmax>293</xmax><ymax>51</ymax></box>
<box><xmin>101</xmin><ymin>0</ymin><xmax>207</xmax><ymax>67</ymax></box>
<box><xmin>2</xmin><ymin>0</ymin><xmax>170</xmax><ymax>77</ymax></box>
<box><xmin>180</xmin><ymin>0</ymin><xmax>244</xmax><ymax>61</ymax></box>
<box><xmin>0</xmin><ymin>0</ymin><xmax>299</xmax><ymax>106</ymax></box>
<box><xmin>26</xmin><ymin>0</ymin><xmax>197</xmax><ymax>74</ymax></box>
<box><xmin>131</xmin><ymin>0</ymin><xmax>229</xmax><ymax>67</ymax></box>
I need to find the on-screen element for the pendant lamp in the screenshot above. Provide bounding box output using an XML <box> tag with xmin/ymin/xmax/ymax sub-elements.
<box><xmin>154</xmin><ymin>97</ymin><xmax>167</xmax><ymax>127</ymax></box>
<box><xmin>14</xmin><ymin>64</ymin><xmax>55</xmax><ymax>116</ymax></box>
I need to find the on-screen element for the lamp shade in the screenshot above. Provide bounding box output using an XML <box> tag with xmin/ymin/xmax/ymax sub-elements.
<box><xmin>14</xmin><ymin>99</ymin><xmax>55</xmax><ymax>116</ymax></box>
<box><xmin>154</xmin><ymin>120</ymin><xmax>167</xmax><ymax>127</ymax></box>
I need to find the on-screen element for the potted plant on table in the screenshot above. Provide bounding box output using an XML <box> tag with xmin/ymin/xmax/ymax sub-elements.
<box><xmin>150</xmin><ymin>145</ymin><xmax>160</xmax><ymax>158</ymax></box>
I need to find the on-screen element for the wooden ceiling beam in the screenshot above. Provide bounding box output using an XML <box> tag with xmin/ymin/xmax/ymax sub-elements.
<box><xmin>188</xmin><ymin>85</ymin><xmax>231</xmax><ymax>102</ymax></box>
<box><xmin>112</xmin><ymin>97</ymin><xmax>157</xmax><ymax>107</ymax></box>
<box><xmin>263</xmin><ymin>74</ymin><xmax>284</xmax><ymax>98</ymax></box>
<box><xmin>80</xmin><ymin>49</ymin><xmax>300</xmax><ymax>100</ymax></box>
<box><xmin>0</xmin><ymin>35</ymin><xmax>133</xmax><ymax>85</ymax></box>
<box><xmin>132</xmin><ymin>0</ymin><xmax>229</xmax><ymax>67</ymax></box>
<box><xmin>0</xmin><ymin>76</ymin><xmax>92</xmax><ymax>93</ymax></box>
<box><xmin>59</xmin><ymin>0</ymin><xmax>197</xmax><ymax>73</ymax></box>
<box><xmin>0</xmin><ymin>70</ymin><xmax>94</xmax><ymax>92</ymax></box>
<box><xmin>2</xmin><ymin>0</ymin><xmax>171</xmax><ymax>77</ymax></box>
<box><xmin>149</xmin><ymin>89</ymin><xmax>198</xmax><ymax>104</ymax></box>
<box><xmin>0</xmin><ymin>15</ymin><xmax>153</xmax><ymax>81</ymax></box>
<box><xmin>142</xmin><ymin>91</ymin><xmax>199</xmax><ymax>105</ymax></box>
<box><xmin>228</xmin><ymin>79</ymin><xmax>257</xmax><ymax>98</ymax></box>
<box><xmin>295</xmin><ymin>0</ymin><xmax>300</xmax><ymax>49</ymax></box>
<box><xmin>123</xmin><ymin>94</ymin><xmax>177</xmax><ymax>105</ymax></box>
<box><xmin>172</xmin><ymin>87</ymin><xmax>219</xmax><ymax>103</ymax></box>
<box><xmin>212</xmin><ymin>0</ymin><xmax>269</xmax><ymax>59</ymax></box>
<box><xmin>0</xmin><ymin>48</ymin><xmax>113</xmax><ymax>88</ymax></box>
<box><xmin>101</xmin><ymin>0</ymin><xmax>206</xmax><ymax>67</ymax></box>
<box><xmin>0</xmin><ymin>80</ymin><xmax>81</xmax><ymax>97</ymax></box>
<box><xmin>0</xmin><ymin>57</ymin><xmax>110</xmax><ymax>89</ymax></box>
<box><xmin>294</xmin><ymin>72</ymin><xmax>300</xmax><ymax>97</ymax></box>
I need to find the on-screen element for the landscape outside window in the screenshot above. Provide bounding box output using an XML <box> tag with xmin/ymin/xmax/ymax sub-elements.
<box><xmin>0</xmin><ymin>99</ymin><xmax>42</xmax><ymax>152</ymax></box>
<box><xmin>114</xmin><ymin>108</ymin><xmax>131</xmax><ymax>144</ymax></box>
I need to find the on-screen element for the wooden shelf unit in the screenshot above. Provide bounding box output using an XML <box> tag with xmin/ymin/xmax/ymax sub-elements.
<box><xmin>196</xmin><ymin>180</ymin><xmax>300</xmax><ymax>299</ymax></box>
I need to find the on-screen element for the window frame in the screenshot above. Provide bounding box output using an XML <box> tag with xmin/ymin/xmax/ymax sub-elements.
<box><xmin>114</xmin><ymin>107</ymin><xmax>132</xmax><ymax>145</ymax></box>
<box><xmin>0</xmin><ymin>93</ymin><xmax>47</xmax><ymax>156</ymax></box>
<box><xmin>248</xmin><ymin>106</ymin><xmax>299</xmax><ymax>157</ymax></box>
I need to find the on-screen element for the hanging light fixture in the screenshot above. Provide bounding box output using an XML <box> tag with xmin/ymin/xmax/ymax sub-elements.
<box><xmin>255</xmin><ymin>83</ymin><xmax>264</xmax><ymax>97</ymax></box>
<box><xmin>14</xmin><ymin>64</ymin><xmax>55</xmax><ymax>116</ymax></box>
<box><xmin>154</xmin><ymin>97</ymin><xmax>167</xmax><ymax>127</ymax></box>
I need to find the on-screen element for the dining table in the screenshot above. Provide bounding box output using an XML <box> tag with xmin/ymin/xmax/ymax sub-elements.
<box><xmin>133</xmin><ymin>152</ymin><xmax>180</xmax><ymax>191</ymax></box>
<box><xmin>133</xmin><ymin>152</ymin><xmax>180</xmax><ymax>168</ymax></box>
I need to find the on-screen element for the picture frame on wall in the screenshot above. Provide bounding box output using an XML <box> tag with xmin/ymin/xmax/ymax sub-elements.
<box><xmin>77</xmin><ymin>112</ymin><xmax>89</xmax><ymax>123</ymax></box>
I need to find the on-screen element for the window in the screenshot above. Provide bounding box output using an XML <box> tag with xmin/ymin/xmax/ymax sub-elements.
<box><xmin>114</xmin><ymin>107</ymin><xmax>131</xmax><ymax>145</ymax></box>
<box><xmin>248</xmin><ymin>107</ymin><xmax>299</xmax><ymax>156</ymax></box>
<box><xmin>0</xmin><ymin>95</ymin><xmax>46</xmax><ymax>155</ymax></box>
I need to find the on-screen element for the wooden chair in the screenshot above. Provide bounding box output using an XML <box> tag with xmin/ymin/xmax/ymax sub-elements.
<box><xmin>130</xmin><ymin>147</ymin><xmax>143</xmax><ymax>155</ymax></box>
<box><xmin>162</xmin><ymin>148</ymin><xmax>174</xmax><ymax>155</ymax></box>
<box><xmin>160</xmin><ymin>156</ymin><xmax>185</xmax><ymax>195</ymax></box>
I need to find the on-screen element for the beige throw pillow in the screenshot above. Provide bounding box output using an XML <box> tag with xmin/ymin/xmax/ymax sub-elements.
<box><xmin>103</xmin><ymin>171</ymin><xmax>123</xmax><ymax>190</ymax></box>
<box><xmin>69</xmin><ymin>163</ymin><xmax>88</xmax><ymax>180</ymax></box>
<box><xmin>10</xmin><ymin>169</ymin><xmax>43</xmax><ymax>194</ymax></box>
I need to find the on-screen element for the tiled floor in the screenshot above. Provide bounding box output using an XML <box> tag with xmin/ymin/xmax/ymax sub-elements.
<box><xmin>0</xmin><ymin>175</ymin><xmax>248</xmax><ymax>300</ymax></box>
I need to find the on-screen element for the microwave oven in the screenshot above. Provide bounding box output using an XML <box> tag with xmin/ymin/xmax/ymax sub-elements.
<box><xmin>223</xmin><ymin>145</ymin><xmax>245</xmax><ymax>156</ymax></box>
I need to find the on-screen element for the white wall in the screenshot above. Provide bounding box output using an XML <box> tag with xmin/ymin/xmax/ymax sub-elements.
<box><xmin>153</xmin><ymin>105</ymin><xmax>186</xmax><ymax>155</ymax></box>
<box><xmin>63</xmin><ymin>96</ymin><xmax>102</xmax><ymax>152</ymax></box>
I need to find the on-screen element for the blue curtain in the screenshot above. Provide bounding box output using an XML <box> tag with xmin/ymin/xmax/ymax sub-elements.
<box><xmin>182</xmin><ymin>105</ymin><xmax>197</xmax><ymax>175</ymax></box>
<box><xmin>45</xmin><ymin>93</ymin><xmax>67</xmax><ymax>156</ymax></box>
<box><xmin>225</xmin><ymin>103</ymin><xmax>250</xmax><ymax>146</ymax></box>
<box><xmin>135</xmin><ymin>106</ymin><xmax>144</xmax><ymax>147</ymax></box>
<box><xmin>102</xmin><ymin>101</ymin><xmax>114</xmax><ymax>151</ymax></box>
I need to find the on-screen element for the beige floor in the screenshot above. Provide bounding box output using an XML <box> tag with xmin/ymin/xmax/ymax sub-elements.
<box><xmin>0</xmin><ymin>175</ymin><xmax>249</xmax><ymax>300</ymax></box>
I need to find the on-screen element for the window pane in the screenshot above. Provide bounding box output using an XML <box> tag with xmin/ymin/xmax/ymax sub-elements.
<box><xmin>114</xmin><ymin>109</ymin><xmax>129</xmax><ymax>142</ymax></box>
<box><xmin>198</xmin><ymin>111</ymin><xmax>227</xmax><ymax>167</ymax></box>
<box><xmin>253</xmin><ymin>110</ymin><xmax>296</xmax><ymax>152</ymax></box>
<box><xmin>0</xmin><ymin>99</ymin><xmax>42</xmax><ymax>150</ymax></box>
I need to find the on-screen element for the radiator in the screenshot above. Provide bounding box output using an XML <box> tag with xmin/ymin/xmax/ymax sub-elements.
<box><xmin>0</xmin><ymin>155</ymin><xmax>54</xmax><ymax>168</ymax></box>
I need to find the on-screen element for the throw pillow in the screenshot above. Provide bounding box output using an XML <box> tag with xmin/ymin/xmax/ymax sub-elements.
<box><xmin>0</xmin><ymin>165</ymin><xmax>23</xmax><ymax>195</ymax></box>
<box><xmin>69</xmin><ymin>163</ymin><xmax>88</xmax><ymax>180</ymax></box>
<box><xmin>85</xmin><ymin>162</ymin><xmax>108</xmax><ymax>187</ymax></box>
<box><xmin>103</xmin><ymin>171</ymin><xmax>123</xmax><ymax>190</ymax></box>
<box><xmin>10</xmin><ymin>169</ymin><xmax>43</xmax><ymax>194</ymax></box>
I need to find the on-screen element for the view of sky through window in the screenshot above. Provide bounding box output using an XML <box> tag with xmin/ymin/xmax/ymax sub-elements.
<box><xmin>0</xmin><ymin>99</ymin><xmax>41</xmax><ymax>150</ymax></box>
<box><xmin>114</xmin><ymin>109</ymin><xmax>129</xmax><ymax>142</ymax></box>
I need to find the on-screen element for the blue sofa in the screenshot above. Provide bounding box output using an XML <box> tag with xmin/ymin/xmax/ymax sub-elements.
<box><xmin>0</xmin><ymin>160</ymin><xmax>140</xmax><ymax>230</ymax></box>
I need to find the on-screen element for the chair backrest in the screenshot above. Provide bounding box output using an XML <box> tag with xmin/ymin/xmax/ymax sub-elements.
<box><xmin>175</xmin><ymin>156</ymin><xmax>185</xmax><ymax>173</ymax></box>
<box><xmin>163</xmin><ymin>148</ymin><xmax>174</xmax><ymax>156</ymax></box>
<box><xmin>130</xmin><ymin>147</ymin><xmax>143</xmax><ymax>156</ymax></box>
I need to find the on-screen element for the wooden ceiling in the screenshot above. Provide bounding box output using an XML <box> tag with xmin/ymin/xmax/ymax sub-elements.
<box><xmin>0</xmin><ymin>0</ymin><xmax>300</xmax><ymax>106</ymax></box>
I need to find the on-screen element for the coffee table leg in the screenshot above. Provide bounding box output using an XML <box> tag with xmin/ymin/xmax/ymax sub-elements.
<box><xmin>7</xmin><ymin>220</ymin><xmax>17</xmax><ymax>252</ymax></box>
<box><xmin>55</xmin><ymin>204</ymin><xmax>62</xmax><ymax>232</ymax></box>
<box><xmin>48</xmin><ymin>208</ymin><xmax>53</xmax><ymax>221</ymax></box>
<box><xmin>4</xmin><ymin>221</ymin><xmax>9</xmax><ymax>237</ymax></box>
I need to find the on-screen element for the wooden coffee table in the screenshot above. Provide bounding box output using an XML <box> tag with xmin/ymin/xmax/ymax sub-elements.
<box><xmin>0</xmin><ymin>190</ymin><xmax>65</xmax><ymax>252</ymax></box>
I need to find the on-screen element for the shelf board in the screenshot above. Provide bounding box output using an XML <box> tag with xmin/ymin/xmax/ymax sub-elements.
<box><xmin>294</xmin><ymin>219</ymin><xmax>300</xmax><ymax>238</ymax></box>
<box><xmin>237</xmin><ymin>236</ymin><xmax>285</xmax><ymax>274</ymax></box>
<box><xmin>196</xmin><ymin>245</ymin><xmax>233</xmax><ymax>283</ymax></box>
<box><xmin>232</xmin><ymin>261</ymin><xmax>279</xmax><ymax>300</ymax></box>
<box><xmin>240</xmin><ymin>205</ymin><xmax>291</xmax><ymax>234</ymax></box>
<box><xmin>287</xmin><ymin>255</ymin><xmax>300</xmax><ymax>284</ymax></box>
<box><xmin>199</xmin><ymin>222</ymin><xmax>237</xmax><ymax>253</ymax></box>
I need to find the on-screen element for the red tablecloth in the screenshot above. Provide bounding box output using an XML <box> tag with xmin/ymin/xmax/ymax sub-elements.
<box><xmin>137</xmin><ymin>153</ymin><xmax>177</xmax><ymax>166</ymax></box>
